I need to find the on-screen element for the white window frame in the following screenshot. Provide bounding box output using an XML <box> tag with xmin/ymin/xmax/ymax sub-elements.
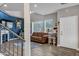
<box><xmin>44</xmin><ymin>19</ymin><xmax>53</xmax><ymax>32</ymax></box>
<box><xmin>32</xmin><ymin>19</ymin><xmax>53</xmax><ymax>33</ymax></box>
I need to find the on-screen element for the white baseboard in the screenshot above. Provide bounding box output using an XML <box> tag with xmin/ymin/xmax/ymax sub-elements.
<box><xmin>76</xmin><ymin>48</ymin><xmax>79</xmax><ymax>51</ymax></box>
<box><xmin>57</xmin><ymin>44</ymin><xmax>79</xmax><ymax>50</ymax></box>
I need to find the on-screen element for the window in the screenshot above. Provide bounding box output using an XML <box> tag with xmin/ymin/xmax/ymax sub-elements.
<box><xmin>17</xmin><ymin>22</ymin><xmax>21</xmax><ymax>29</ymax></box>
<box><xmin>44</xmin><ymin>19</ymin><xmax>53</xmax><ymax>32</ymax></box>
<box><xmin>7</xmin><ymin>22</ymin><xmax>13</xmax><ymax>28</ymax></box>
<box><xmin>2</xmin><ymin>21</ymin><xmax>6</xmax><ymax>26</ymax></box>
<box><xmin>32</xmin><ymin>21</ymin><xmax>44</xmax><ymax>33</ymax></box>
<box><xmin>32</xmin><ymin>19</ymin><xmax>53</xmax><ymax>33</ymax></box>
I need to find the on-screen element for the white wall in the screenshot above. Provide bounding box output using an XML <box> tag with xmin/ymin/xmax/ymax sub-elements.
<box><xmin>5</xmin><ymin>11</ymin><xmax>24</xmax><ymax>18</ymax></box>
<box><xmin>31</xmin><ymin>13</ymin><xmax>57</xmax><ymax>24</ymax></box>
<box><xmin>24</xmin><ymin>3</ymin><xmax>30</xmax><ymax>56</ymax></box>
<box><xmin>57</xmin><ymin>5</ymin><xmax>79</xmax><ymax>49</ymax></box>
<box><xmin>31</xmin><ymin>13</ymin><xmax>44</xmax><ymax>22</ymax></box>
<box><xmin>59</xmin><ymin>16</ymin><xmax>78</xmax><ymax>49</ymax></box>
<box><xmin>44</xmin><ymin>13</ymin><xmax>57</xmax><ymax>27</ymax></box>
<box><xmin>30</xmin><ymin>13</ymin><xmax>57</xmax><ymax>33</ymax></box>
<box><xmin>30</xmin><ymin>13</ymin><xmax>44</xmax><ymax>34</ymax></box>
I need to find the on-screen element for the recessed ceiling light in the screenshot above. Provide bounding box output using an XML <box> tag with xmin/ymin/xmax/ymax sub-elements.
<box><xmin>3</xmin><ymin>4</ymin><xmax>7</xmax><ymax>7</ymax></box>
<box><xmin>34</xmin><ymin>4</ymin><xmax>37</xmax><ymax>7</ymax></box>
<box><xmin>30</xmin><ymin>11</ymin><xmax>32</xmax><ymax>14</ymax></box>
<box><xmin>30</xmin><ymin>11</ymin><xmax>34</xmax><ymax>14</ymax></box>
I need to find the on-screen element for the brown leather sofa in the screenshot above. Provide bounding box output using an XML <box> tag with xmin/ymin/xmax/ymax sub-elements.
<box><xmin>31</xmin><ymin>32</ymin><xmax>48</xmax><ymax>44</ymax></box>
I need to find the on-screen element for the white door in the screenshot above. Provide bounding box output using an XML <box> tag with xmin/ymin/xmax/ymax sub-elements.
<box><xmin>60</xmin><ymin>16</ymin><xmax>78</xmax><ymax>49</ymax></box>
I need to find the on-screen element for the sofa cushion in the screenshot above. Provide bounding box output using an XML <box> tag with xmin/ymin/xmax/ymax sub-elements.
<box><xmin>31</xmin><ymin>32</ymin><xmax>48</xmax><ymax>44</ymax></box>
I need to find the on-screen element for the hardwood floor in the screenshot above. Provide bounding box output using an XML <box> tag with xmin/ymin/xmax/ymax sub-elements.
<box><xmin>31</xmin><ymin>42</ymin><xmax>79</xmax><ymax>56</ymax></box>
<box><xmin>0</xmin><ymin>39</ymin><xmax>24</xmax><ymax>56</ymax></box>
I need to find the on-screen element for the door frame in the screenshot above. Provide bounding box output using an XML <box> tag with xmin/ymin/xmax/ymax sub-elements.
<box><xmin>57</xmin><ymin>16</ymin><xmax>79</xmax><ymax>50</ymax></box>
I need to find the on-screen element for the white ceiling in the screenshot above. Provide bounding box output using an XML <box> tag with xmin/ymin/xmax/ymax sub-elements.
<box><xmin>0</xmin><ymin>3</ymin><xmax>24</xmax><ymax>18</ymax></box>
<box><xmin>0</xmin><ymin>3</ymin><xmax>24</xmax><ymax>11</ymax></box>
<box><xmin>30</xmin><ymin>3</ymin><xmax>79</xmax><ymax>15</ymax></box>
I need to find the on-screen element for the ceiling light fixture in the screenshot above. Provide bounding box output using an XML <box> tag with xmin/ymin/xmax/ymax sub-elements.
<box><xmin>3</xmin><ymin>4</ymin><xmax>7</xmax><ymax>7</ymax></box>
<box><xmin>34</xmin><ymin>4</ymin><xmax>37</xmax><ymax>7</ymax></box>
<box><xmin>30</xmin><ymin>11</ymin><xmax>32</xmax><ymax>14</ymax></box>
<box><xmin>30</xmin><ymin>11</ymin><xmax>34</xmax><ymax>14</ymax></box>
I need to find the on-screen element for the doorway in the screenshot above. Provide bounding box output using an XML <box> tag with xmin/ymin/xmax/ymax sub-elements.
<box><xmin>59</xmin><ymin>16</ymin><xmax>78</xmax><ymax>49</ymax></box>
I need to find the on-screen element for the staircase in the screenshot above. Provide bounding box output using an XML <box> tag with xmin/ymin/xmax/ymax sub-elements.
<box><xmin>0</xmin><ymin>23</ymin><xmax>24</xmax><ymax>56</ymax></box>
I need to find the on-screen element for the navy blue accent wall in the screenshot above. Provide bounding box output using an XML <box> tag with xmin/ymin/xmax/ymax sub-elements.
<box><xmin>0</xmin><ymin>10</ymin><xmax>24</xmax><ymax>40</ymax></box>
